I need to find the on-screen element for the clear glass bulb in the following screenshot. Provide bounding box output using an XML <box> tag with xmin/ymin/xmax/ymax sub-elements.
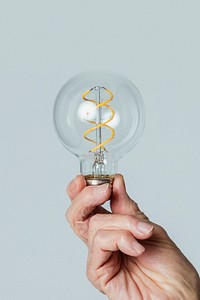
<box><xmin>53</xmin><ymin>70</ymin><xmax>145</xmax><ymax>185</ymax></box>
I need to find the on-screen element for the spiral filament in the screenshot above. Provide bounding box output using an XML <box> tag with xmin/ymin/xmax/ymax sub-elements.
<box><xmin>82</xmin><ymin>86</ymin><xmax>115</xmax><ymax>153</ymax></box>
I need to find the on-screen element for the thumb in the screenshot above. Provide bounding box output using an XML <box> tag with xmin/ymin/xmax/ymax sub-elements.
<box><xmin>111</xmin><ymin>174</ymin><xmax>148</xmax><ymax>221</ymax></box>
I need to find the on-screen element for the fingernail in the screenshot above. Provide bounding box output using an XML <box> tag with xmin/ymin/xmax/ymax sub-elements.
<box><xmin>137</xmin><ymin>222</ymin><xmax>154</xmax><ymax>234</ymax></box>
<box><xmin>93</xmin><ymin>183</ymin><xmax>109</xmax><ymax>196</ymax></box>
<box><xmin>132</xmin><ymin>242</ymin><xmax>145</xmax><ymax>254</ymax></box>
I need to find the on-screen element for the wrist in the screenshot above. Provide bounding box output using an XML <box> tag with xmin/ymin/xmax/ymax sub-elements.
<box><xmin>167</xmin><ymin>268</ymin><xmax>200</xmax><ymax>300</ymax></box>
<box><xmin>186</xmin><ymin>270</ymin><xmax>200</xmax><ymax>300</ymax></box>
<box><xmin>193</xmin><ymin>281</ymin><xmax>200</xmax><ymax>300</ymax></box>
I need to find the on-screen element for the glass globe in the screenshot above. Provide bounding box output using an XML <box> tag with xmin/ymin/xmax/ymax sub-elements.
<box><xmin>53</xmin><ymin>70</ymin><xmax>145</xmax><ymax>185</ymax></box>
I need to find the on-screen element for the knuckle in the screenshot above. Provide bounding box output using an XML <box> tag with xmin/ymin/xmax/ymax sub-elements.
<box><xmin>83</xmin><ymin>185</ymin><xmax>93</xmax><ymax>195</ymax></box>
<box><xmin>86</xmin><ymin>265</ymin><xmax>100</xmax><ymax>289</ymax></box>
<box><xmin>156</xmin><ymin>223</ymin><xmax>165</xmax><ymax>233</ymax></box>
<box><xmin>125</xmin><ymin>214</ymin><xmax>135</xmax><ymax>228</ymax></box>
<box><xmin>155</xmin><ymin>223</ymin><xmax>169</xmax><ymax>238</ymax></box>
<box><xmin>119</xmin><ymin>230</ymin><xmax>130</xmax><ymax>244</ymax></box>
<box><xmin>86</xmin><ymin>264</ymin><xmax>94</xmax><ymax>282</ymax></box>
<box><xmin>88</xmin><ymin>213</ymin><xmax>102</xmax><ymax>230</ymax></box>
<box><xmin>126</xmin><ymin>214</ymin><xmax>134</xmax><ymax>223</ymax></box>
<box><xmin>93</xmin><ymin>228</ymin><xmax>106</xmax><ymax>245</ymax></box>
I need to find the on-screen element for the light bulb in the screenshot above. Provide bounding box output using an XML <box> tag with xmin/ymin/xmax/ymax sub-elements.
<box><xmin>53</xmin><ymin>70</ymin><xmax>145</xmax><ymax>185</ymax></box>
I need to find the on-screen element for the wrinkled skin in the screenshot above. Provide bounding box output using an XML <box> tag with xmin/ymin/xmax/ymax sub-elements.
<box><xmin>66</xmin><ymin>174</ymin><xmax>200</xmax><ymax>300</ymax></box>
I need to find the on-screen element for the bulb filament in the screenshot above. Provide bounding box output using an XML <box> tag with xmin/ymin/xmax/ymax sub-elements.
<box><xmin>82</xmin><ymin>86</ymin><xmax>115</xmax><ymax>153</ymax></box>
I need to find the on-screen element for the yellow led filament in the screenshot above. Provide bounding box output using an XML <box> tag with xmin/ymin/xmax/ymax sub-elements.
<box><xmin>82</xmin><ymin>87</ymin><xmax>115</xmax><ymax>152</ymax></box>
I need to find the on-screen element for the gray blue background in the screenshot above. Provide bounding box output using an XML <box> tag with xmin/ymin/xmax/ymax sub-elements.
<box><xmin>0</xmin><ymin>1</ymin><xmax>200</xmax><ymax>299</ymax></box>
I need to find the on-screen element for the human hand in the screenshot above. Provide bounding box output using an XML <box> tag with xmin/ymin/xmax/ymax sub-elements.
<box><xmin>66</xmin><ymin>174</ymin><xmax>200</xmax><ymax>300</ymax></box>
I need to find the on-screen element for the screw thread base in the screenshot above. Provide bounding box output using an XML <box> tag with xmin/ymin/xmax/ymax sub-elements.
<box><xmin>84</xmin><ymin>174</ymin><xmax>114</xmax><ymax>186</ymax></box>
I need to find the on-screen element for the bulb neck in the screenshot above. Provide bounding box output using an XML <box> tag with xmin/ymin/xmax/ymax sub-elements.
<box><xmin>79</xmin><ymin>152</ymin><xmax>118</xmax><ymax>186</ymax></box>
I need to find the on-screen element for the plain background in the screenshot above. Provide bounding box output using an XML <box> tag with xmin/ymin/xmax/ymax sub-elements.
<box><xmin>0</xmin><ymin>1</ymin><xmax>200</xmax><ymax>299</ymax></box>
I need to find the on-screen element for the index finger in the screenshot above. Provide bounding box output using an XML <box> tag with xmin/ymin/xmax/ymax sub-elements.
<box><xmin>66</xmin><ymin>176</ymin><xmax>111</xmax><ymax>242</ymax></box>
<box><xmin>67</xmin><ymin>175</ymin><xmax>86</xmax><ymax>200</ymax></box>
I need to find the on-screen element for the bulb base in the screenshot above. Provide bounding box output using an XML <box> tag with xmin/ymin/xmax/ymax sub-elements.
<box><xmin>84</xmin><ymin>174</ymin><xmax>114</xmax><ymax>186</ymax></box>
